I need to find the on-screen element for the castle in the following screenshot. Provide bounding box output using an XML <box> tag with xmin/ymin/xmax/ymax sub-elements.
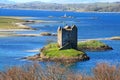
<box><xmin>57</xmin><ymin>25</ymin><xmax>77</xmax><ymax>50</ymax></box>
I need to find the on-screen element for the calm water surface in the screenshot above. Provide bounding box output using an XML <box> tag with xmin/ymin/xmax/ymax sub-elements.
<box><xmin>0</xmin><ymin>9</ymin><xmax>120</xmax><ymax>73</ymax></box>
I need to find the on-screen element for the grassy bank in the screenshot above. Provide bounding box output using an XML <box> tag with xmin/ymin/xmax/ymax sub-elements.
<box><xmin>0</xmin><ymin>17</ymin><xmax>29</xmax><ymax>29</ymax></box>
<box><xmin>41</xmin><ymin>43</ymin><xmax>84</xmax><ymax>58</ymax></box>
<box><xmin>78</xmin><ymin>40</ymin><xmax>113</xmax><ymax>51</ymax></box>
<box><xmin>26</xmin><ymin>43</ymin><xmax>89</xmax><ymax>63</ymax></box>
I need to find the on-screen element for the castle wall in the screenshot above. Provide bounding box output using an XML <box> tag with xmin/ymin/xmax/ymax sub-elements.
<box><xmin>71</xmin><ymin>26</ymin><xmax>77</xmax><ymax>49</ymax></box>
<box><xmin>57</xmin><ymin>27</ymin><xmax>62</xmax><ymax>47</ymax></box>
<box><xmin>57</xmin><ymin>25</ymin><xmax>77</xmax><ymax>50</ymax></box>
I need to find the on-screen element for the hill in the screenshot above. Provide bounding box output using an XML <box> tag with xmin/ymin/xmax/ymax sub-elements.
<box><xmin>0</xmin><ymin>2</ymin><xmax>120</xmax><ymax>12</ymax></box>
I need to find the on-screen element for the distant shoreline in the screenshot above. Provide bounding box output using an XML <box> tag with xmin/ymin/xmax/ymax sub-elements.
<box><xmin>1</xmin><ymin>8</ymin><xmax>120</xmax><ymax>13</ymax></box>
<box><xmin>0</xmin><ymin>2</ymin><xmax>120</xmax><ymax>13</ymax></box>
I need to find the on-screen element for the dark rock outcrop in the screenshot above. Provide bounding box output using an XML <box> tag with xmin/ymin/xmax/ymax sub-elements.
<box><xmin>40</xmin><ymin>32</ymin><xmax>57</xmax><ymax>36</ymax></box>
<box><xmin>24</xmin><ymin>53</ymin><xmax>90</xmax><ymax>64</ymax></box>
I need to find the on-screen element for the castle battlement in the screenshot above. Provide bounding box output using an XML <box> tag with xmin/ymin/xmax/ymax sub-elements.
<box><xmin>57</xmin><ymin>25</ymin><xmax>77</xmax><ymax>50</ymax></box>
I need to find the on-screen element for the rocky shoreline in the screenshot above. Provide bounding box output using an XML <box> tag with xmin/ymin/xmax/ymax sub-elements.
<box><xmin>24</xmin><ymin>40</ymin><xmax>113</xmax><ymax>63</ymax></box>
<box><xmin>0</xmin><ymin>17</ymin><xmax>57</xmax><ymax>37</ymax></box>
<box><xmin>0</xmin><ymin>32</ymin><xmax>57</xmax><ymax>37</ymax></box>
<box><xmin>24</xmin><ymin>53</ymin><xmax>90</xmax><ymax>64</ymax></box>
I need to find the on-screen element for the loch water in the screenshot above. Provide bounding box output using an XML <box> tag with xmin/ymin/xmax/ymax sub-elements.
<box><xmin>0</xmin><ymin>8</ymin><xmax>120</xmax><ymax>74</ymax></box>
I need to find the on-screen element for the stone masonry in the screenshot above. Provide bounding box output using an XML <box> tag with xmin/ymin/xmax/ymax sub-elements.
<box><xmin>57</xmin><ymin>25</ymin><xmax>77</xmax><ymax>50</ymax></box>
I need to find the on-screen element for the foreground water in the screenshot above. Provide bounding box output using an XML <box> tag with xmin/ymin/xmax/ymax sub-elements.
<box><xmin>0</xmin><ymin>9</ymin><xmax>120</xmax><ymax>73</ymax></box>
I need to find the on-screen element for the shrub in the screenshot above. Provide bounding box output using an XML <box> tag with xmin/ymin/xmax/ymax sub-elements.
<box><xmin>0</xmin><ymin>63</ymin><xmax>120</xmax><ymax>80</ymax></box>
<box><xmin>93</xmin><ymin>63</ymin><xmax>120</xmax><ymax>80</ymax></box>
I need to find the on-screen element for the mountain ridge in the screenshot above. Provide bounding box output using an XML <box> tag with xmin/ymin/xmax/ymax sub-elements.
<box><xmin>0</xmin><ymin>1</ymin><xmax>120</xmax><ymax>12</ymax></box>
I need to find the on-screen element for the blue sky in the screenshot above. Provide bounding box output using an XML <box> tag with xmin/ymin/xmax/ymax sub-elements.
<box><xmin>10</xmin><ymin>0</ymin><xmax>120</xmax><ymax>3</ymax></box>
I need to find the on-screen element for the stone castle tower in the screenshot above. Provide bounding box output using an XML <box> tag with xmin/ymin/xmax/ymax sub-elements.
<box><xmin>57</xmin><ymin>25</ymin><xmax>77</xmax><ymax>50</ymax></box>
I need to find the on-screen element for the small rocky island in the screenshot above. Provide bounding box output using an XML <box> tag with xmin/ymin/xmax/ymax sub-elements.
<box><xmin>26</xmin><ymin>25</ymin><xmax>112</xmax><ymax>63</ymax></box>
<box><xmin>78</xmin><ymin>40</ymin><xmax>113</xmax><ymax>51</ymax></box>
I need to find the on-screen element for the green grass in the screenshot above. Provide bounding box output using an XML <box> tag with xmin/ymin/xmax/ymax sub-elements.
<box><xmin>41</xmin><ymin>40</ymin><xmax>108</xmax><ymax>58</ymax></box>
<box><xmin>78</xmin><ymin>40</ymin><xmax>107</xmax><ymax>49</ymax></box>
<box><xmin>41</xmin><ymin>43</ymin><xmax>84</xmax><ymax>58</ymax></box>
<box><xmin>0</xmin><ymin>17</ymin><xmax>25</xmax><ymax>29</ymax></box>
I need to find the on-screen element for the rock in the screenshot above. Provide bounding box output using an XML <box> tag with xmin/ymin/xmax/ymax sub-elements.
<box><xmin>41</xmin><ymin>55</ymin><xmax>90</xmax><ymax>64</ymax></box>
<box><xmin>40</xmin><ymin>32</ymin><xmax>52</xmax><ymax>36</ymax></box>
<box><xmin>52</xmin><ymin>33</ymin><xmax>57</xmax><ymax>36</ymax></box>
<box><xmin>25</xmin><ymin>20</ymin><xmax>35</xmax><ymax>23</ymax></box>
<box><xmin>109</xmin><ymin>36</ymin><xmax>120</xmax><ymax>40</ymax></box>
<box><xmin>40</xmin><ymin>32</ymin><xmax>57</xmax><ymax>36</ymax></box>
<box><xmin>25</xmin><ymin>53</ymin><xmax>90</xmax><ymax>64</ymax></box>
